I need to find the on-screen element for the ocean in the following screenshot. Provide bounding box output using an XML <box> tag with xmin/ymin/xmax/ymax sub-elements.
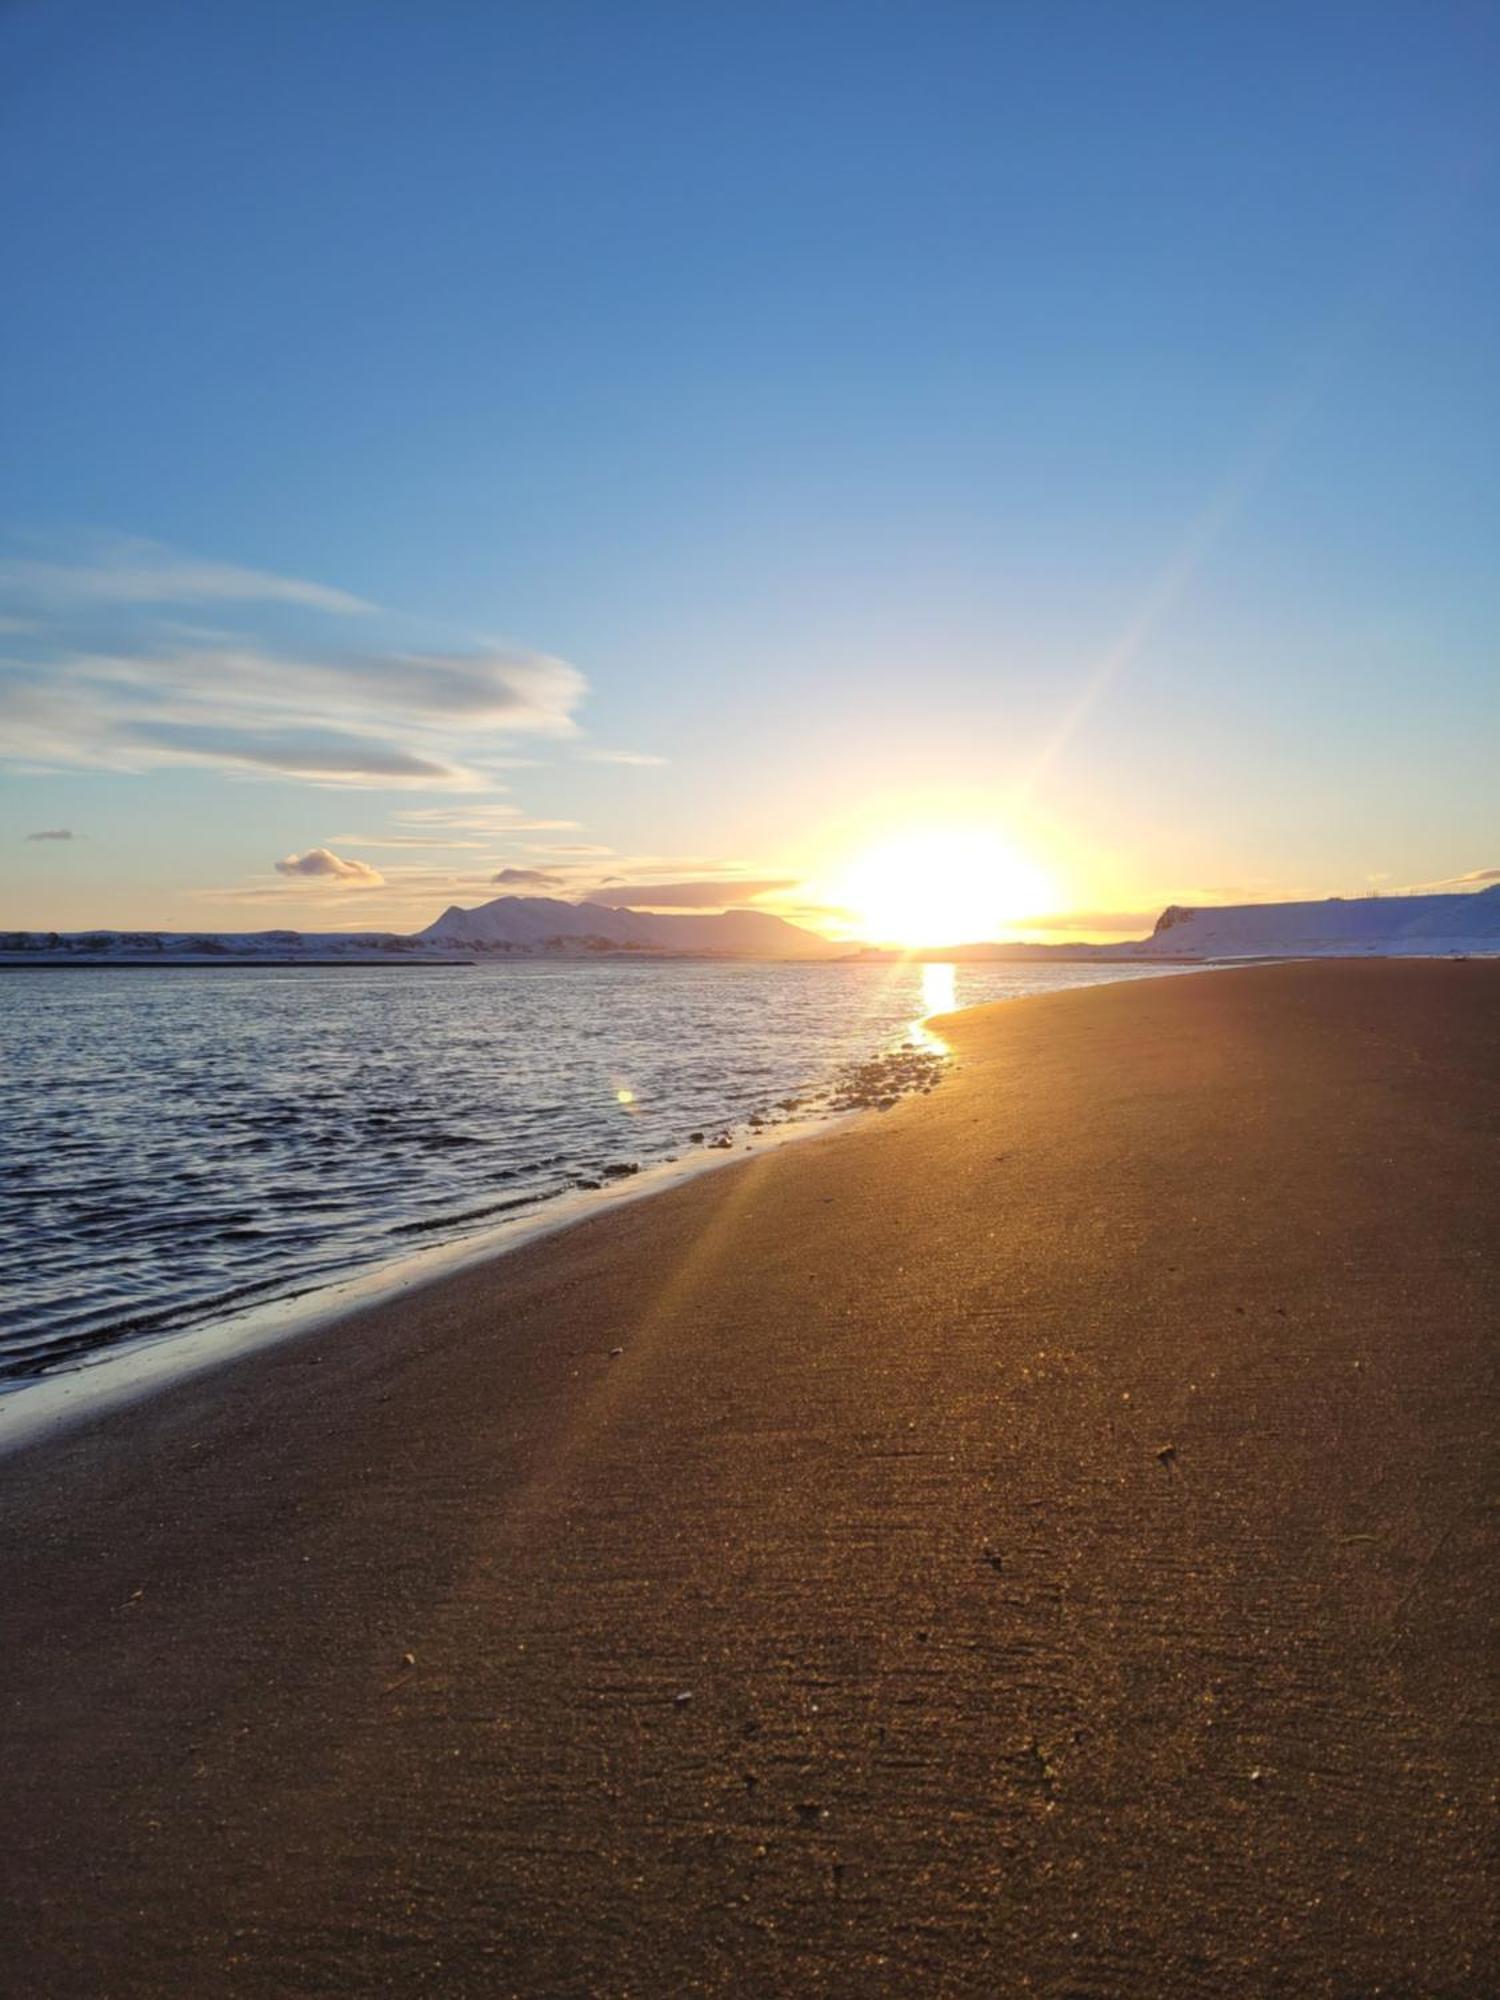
<box><xmin>1</xmin><ymin>957</ymin><xmax>1174</xmax><ymax>1389</ymax></box>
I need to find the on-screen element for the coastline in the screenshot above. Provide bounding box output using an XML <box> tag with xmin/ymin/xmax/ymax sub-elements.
<box><xmin>0</xmin><ymin>961</ymin><xmax>1085</xmax><ymax>1449</ymax></box>
<box><xmin>0</xmin><ymin>1088</ymin><xmax>877</xmax><ymax>1457</ymax></box>
<box><xmin>3</xmin><ymin>961</ymin><xmax>1495</xmax><ymax>1995</ymax></box>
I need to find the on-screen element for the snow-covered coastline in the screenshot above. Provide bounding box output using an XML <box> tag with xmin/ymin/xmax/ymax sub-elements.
<box><xmin>3</xmin><ymin>884</ymin><xmax>1498</xmax><ymax>965</ymax></box>
<box><xmin>1133</xmin><ymin>884</ymin><xmax>1500</xmax><ymax>958</ymax></box>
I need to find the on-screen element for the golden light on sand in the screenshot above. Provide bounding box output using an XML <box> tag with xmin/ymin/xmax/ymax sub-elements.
<box><xmin>834</xmin><ymin>828</ymin><xmax>1055</xmax><ymax>949</ymax></box>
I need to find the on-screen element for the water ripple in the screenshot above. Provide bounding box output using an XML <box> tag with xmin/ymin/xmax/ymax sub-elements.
<box><xmin>0</xmin><ymin>958</ymin><xmax>1172</xmax><ymax>1386</ymax></box>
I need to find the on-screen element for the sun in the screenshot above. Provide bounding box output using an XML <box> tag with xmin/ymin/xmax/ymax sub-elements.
<box><xmin>832</xmin><ymin>827</ymin><xmax>1054</xmax><ymax>949</ymax></box>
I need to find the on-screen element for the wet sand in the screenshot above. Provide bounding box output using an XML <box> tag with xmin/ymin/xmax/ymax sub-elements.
<box><xmin>2</xmin><ymin>960</ymin><xmax>1496</xmax><ymax>1996</ymax></box>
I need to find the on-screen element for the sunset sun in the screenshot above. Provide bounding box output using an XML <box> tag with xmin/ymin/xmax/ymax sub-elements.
<box><xmin>834</xmin><ymin>828</ymin><xmax>1056</xmax><ymax>949</ymax></box>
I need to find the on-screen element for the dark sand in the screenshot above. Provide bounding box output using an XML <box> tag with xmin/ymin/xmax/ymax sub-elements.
<box><xmin>3</xmin><ymin>961</ymin><xmax>1496</xmax><ymax>1997</ymax></box>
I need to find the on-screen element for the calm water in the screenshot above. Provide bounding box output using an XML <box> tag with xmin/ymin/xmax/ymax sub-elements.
<box><xmin>0</xmin><ymin>958</ymin><xmax>1172</xmax><ymax>1385</ymax></box>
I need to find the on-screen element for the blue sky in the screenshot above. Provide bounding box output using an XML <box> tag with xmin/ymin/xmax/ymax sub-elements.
<box><xmin>2</xmin><ymin>1</ymin><xmax>1496</xmax><ymax>937</ymax></box>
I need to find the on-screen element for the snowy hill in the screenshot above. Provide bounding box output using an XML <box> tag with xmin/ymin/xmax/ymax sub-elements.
<box><xmin>4</xmin><ymin>886</ymin><xmax>1495</xmax><ymax>967</ymax></box>
<box><xmin>418</xmin><ymin>894</ymin><xmax>840</xmax><ymax>958</ymax></box>
<box><xmin>1132</xmin><ymin>886</ymin><xmax>1500</xmax><ymax>959</ymax></box>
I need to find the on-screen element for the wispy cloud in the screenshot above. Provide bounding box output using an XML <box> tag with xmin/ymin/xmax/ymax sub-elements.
<box><xmin>0</xmin><ymin>535</ymin><xmax>588</xmax><ymax>788</ymax></box>
<box><xmin>25</xmin><ymin>826</ymin><xmax>74</xmax><ymax>841</ymax></box>
<box><xmin>1021</xmin><ymin>907</ymin><xmax>1161</xmax><ymax>936</ymax></box>
<box><xmin>326</xmin><ymin>832</ymin><xmax>488</xmax><ymax>851</ymax></box>
<box><xmin>190</xmin><ymin>862</ymin><xmax>520</xmax><ymax>929</ymax></box>
<box><xmin>392</xmin><ymin>805</ymin><xmax>582</xmax><ymax>832</ymax></box>
<box><xmin>274</xmin><ymin>847</ymin><xmax>385</xmax><ymax>885</ymax></box>
<box><xmin>191</xmin><ymin>846</ymin><xmax>811</xmax><ymax>935</ymax></box>
<box><xmin>521</xmin><ymin>841</ymin><xmax>614</xmax><ymax>856</ymax></box>
<box><xmin>578</xmin><ymin>749</ymin><xmax>668</xmax><ymax>767</ymax></box>
<box><xmin>0</xmin><ymin>538</ymin><xmax>375</xmax><ymax>615</ymax></box>
<box><xmin>1404</xmin><ymin>865</ymin><xmax>1500</xmax><ymax>892</ymax></box>
<box><xmin>587</xmin><ymin>877</ymin><xmax>798</xmax><ymax>909</ymax></box>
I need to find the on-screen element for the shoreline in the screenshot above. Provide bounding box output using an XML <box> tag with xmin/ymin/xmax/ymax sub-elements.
<box><xmin>0</xmin><ymin>1090</ymin><xmax>872</xmax><ymax>1458</ymax></box>
<box><xmin>3</xmin><ymin>965</ymin><xmax>1158</xmax><ymax>1456</ymax></box>
<box><xmin>3</xmin><ymin>960</ymin><xmax>1495</xmax><ymax>1995</ymax></box>
<box><xmin>0</xmin><ymin>989</ymin><xmax>960</xmax><ymax>1454</ymax></box>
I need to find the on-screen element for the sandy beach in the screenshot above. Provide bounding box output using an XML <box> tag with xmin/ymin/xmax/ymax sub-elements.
<box><xmin>2</xmin><ymin>960</ymin><xmax>1495</xmax><ymax>1997</ymax></box>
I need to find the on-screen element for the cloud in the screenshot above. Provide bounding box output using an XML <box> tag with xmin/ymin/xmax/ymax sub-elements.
<box><xmin>776</xmin><ymin>901</ymin><xmax>852</xmax><ymax>922</ymax></box>
<box><xmin>523</xmin><ymin>842</ymin><xmax>614</xmax><ymax>856</ymax></box>
<box><xmin>274</xmin><ymin>847</ymin><xmax>385</xmax><ymax>885</ymax></box>
<box><xmin>97</xmin><ymin>642</ymin><xmax>584</xmax><ymax>734</ymax></box>
<box><xmin>132</xmin><ymin>722</ymin><xmax>457</xmax><ymax>783</ymax></box>
<box><xmin>0</xmin><ymin>537</ymin><xmax>590</xmax><ymax>788</ymax></box>
<box><xmin>0</xmin><ymin>538</ymin><xmax>374</xmax><ymax>615</ymax></box>
<box><xmin>491</xmin><ymin>866</ymin><xmax>564</xmax><ymax>889</ymax></box>
<box><xmin>326</xmin><ymin>832</ymin><xmax>487</xmax><ymax>850</ymax></box>
<box><xmin>192</xmin><ymin>862</ymin><xmax>530</xmax><ymax>927</ymax></box>
<box><xmin>579</xmin><ymin>749</ymin><xmax>668</xmax><ymax>766</ymax></box>
<box><xmin>0</xmin><ymin>642</ymin><xmax>585</xmax><ymax>788</ymax></box>
<box><xmin>392</xmin><ymin>806</ymin><xmax>582</xmax><ymax>832</ymax></box>
<box><xmin>25</xmin><ymin>827</ymin><xmax>73</xmax><ymax>841</ymax></box>
<box><xmin>1021</xmin><ymin>908</ymin><xmax>1163</xmax><ymax>935</ymax></box>
<box><xmin>1400</xmin><ymin>860</ymin><xmax>1500</xmax><ymax>892</ymax></box>
<box><xmin>587</xmin><ymin>877</ymin><xmax>798</xmax><ymax>909</ymax></box>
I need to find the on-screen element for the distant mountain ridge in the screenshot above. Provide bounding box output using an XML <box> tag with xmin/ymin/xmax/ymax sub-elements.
<box><xmin>0</xmin><ymin>894</ymin><xmax>842</xmax><ymax>963</ymax></box>
<box><xmin>2</xmin><ymin>886</ymin><xmax>1496</xmax><ymax>965</ymax></box>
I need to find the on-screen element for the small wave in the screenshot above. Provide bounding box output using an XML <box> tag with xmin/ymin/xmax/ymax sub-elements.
<box><xmin>388</xmin><ymin>1189</ymin><xmax>556</xmax><ymax>1236</ymax></box>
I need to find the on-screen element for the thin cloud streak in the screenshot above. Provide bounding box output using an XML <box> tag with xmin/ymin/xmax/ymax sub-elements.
<box><xmin>0</xmin><ymin>537</ymin><xmax>589</xmax><ymax>789</ymax></box>
<box><xmin>0</xmin><ymin>541</ymin><xmax>375</xmax><ymax>615</ymax></box>
<box><xmin>327</xmin><ymin>833</ymin><xmax>488</xmax><ymax>851</ymax></box>
<box><xmin>587</xmin><ymin>877</ymin><xmax>798</xmax><ymax>909</ymax></box>
<box><xmin>393</xmin><ymin>806</ymin><xmax>583</xmax><ymax>832</ymax></box>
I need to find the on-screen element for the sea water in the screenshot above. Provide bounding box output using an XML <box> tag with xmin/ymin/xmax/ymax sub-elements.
<box><xmin>1</xmin><ymin>957</ymin><xmax>1172</xmax><ymax>1386</ymax></box>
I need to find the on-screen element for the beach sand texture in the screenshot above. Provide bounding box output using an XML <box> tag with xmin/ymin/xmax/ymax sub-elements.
<box><xmin>2</xmin><ymin>961</ymin><xmax>1496</xmax><ymax>1996</ymax></box>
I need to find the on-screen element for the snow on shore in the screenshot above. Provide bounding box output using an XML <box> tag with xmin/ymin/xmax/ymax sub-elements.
<box><xmin>1133</xmin><ymin>885</ymin><xmax>1500</xmax><ymax>959</ymax></box>
<box><xmin>2</xmin><ymin>886</ymin><xmax>1497</xmax><ymax>965</ymax></box>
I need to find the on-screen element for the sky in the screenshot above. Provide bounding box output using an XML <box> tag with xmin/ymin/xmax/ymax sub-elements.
<box><xmin>2</xmin><ymin>0</ymin><xmax>1496</xmax><ymax>944</ymax></box>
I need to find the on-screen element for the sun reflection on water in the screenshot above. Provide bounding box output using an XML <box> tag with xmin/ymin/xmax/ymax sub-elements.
<box><xmin>911</xmin><ymin>962</ymin><xmax>956</xmax><ymax>1052</ymax></box>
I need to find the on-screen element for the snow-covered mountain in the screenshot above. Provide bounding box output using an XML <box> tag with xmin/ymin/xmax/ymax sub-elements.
<box><xmin>1132</xmin><ymin>885</ymin><xmax>1500</xmax><ymax>959</ymax></box>
<box><xmin>417</xmin><ymin>895</ymin><xmax>840</xmax><ymax>958</ymax></box>
<box><xmin>3</xmin><ymin>886</ymin><xmax>1495</xmax><ymax>966</ymax></box>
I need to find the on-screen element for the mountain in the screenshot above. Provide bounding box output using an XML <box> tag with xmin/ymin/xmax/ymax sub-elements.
<box><xmin>0</xmin><ymin>897</ymin><xmax>842</xmax><ymax>964</ymax></box>
<box><xmin>3</xmin><ymin>886</ymin><xmax>1495</xmax><ymax>967</ymax></box>
<box><xmin>417</xmin><ymin>895</ymin><xmax>840</xmax><ymax>958</ymax></box>
<box><xmin>1132</xmin><ymin>885</ymin><xmax>1500</xmax><ymax>958</ymax></box>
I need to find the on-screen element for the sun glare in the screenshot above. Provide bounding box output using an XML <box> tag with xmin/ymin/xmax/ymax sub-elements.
<box><xmin>835</xmin><ymin>828</ymin><xmax>1054</xmax><ymax>949</ymax></box>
